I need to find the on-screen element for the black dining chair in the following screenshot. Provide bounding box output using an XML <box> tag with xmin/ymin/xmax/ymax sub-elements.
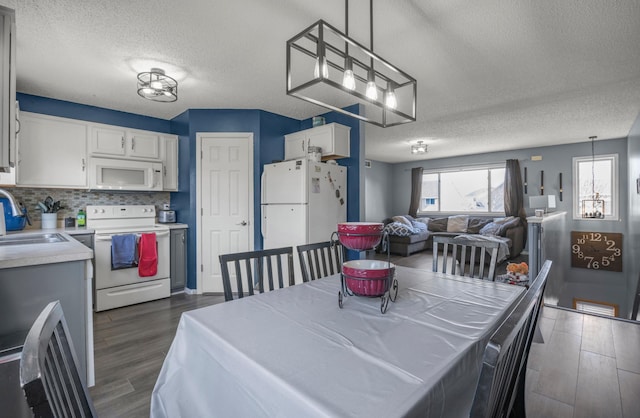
<box><xmin>432</xmin><ymin>235</ymin><xmax>501</xmax><ymax>280</ymax></box>
<box><xmin>219</xmin><ymin>246</ymin><xmax>295</xmax><ymax>302</ymax></box>
<box><xmin>296</xmin><ymin>240</ymin><xmax>344</xmax><ymax>282</ymax></box>
<box><xmin>470</xmin><ymin>260</ymin><xmax>552</xmax><ymax>418</ymax></box>
<box><xmin>20</xmin><ymin>300</ymin><xmax>97</xmax><ymax>418</ymax></box>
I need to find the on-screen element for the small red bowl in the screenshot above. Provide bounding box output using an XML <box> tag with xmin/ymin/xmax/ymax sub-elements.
<box><xmin>343</xmin><ymin>260</ymin><xmax>395</xmax><ymax>297</ymax></box>
<box><xmin>342</xmin><ymin>260</ymin><xmax>395</xmax><ymax>279</ymax></box>
<box><xmin>337</xmin><ymin>222</ymin><xmax>384</xmax><ymax>250</ymax></box>
<box><xmin>337</xmin><ymin>222</ymin><xmax>384</xmax><ymax>233</ymax></box>
<box><xmin>344</xmin><ymin>275</ymin><xmax>388</xmax><ymax>297</ymax></box>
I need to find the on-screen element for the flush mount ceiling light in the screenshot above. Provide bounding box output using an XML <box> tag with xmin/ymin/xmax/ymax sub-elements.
<box><xmin>411</xmin><ymin>141</ymin><xmax>427</xmax><ymax>154</ymax></box>
<box><xmin>137</xmin><ymin>68</ymin><xmax>178</xmax><ymax>102</ymax></box>
<box><xmin>286</xmin><ymin>0</ymin><xmax>417</xmax><ymax>128</ymax></box>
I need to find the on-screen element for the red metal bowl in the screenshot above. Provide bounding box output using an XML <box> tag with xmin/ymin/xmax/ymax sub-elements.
<box><xmin>337</xmin><ymin>222</ymin><xmax>384</xmax><ymax>250</ymax></box>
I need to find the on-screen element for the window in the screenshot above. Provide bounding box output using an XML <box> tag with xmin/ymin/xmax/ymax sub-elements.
<box><xmin>572</xmin><ymin>154</ymin><xmax>618</xmax><ymax>220</ymax></box>
<box><xmin>419</xmin><ymin>165</ymin><xmax>505</xmax><ymax>214</ymax></box>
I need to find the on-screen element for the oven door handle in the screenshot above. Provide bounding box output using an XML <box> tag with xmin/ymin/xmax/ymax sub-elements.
<box><xmin>94</xmin><ymin>230</ymin><xmax>170</xmax><ymax>241</ymax></box>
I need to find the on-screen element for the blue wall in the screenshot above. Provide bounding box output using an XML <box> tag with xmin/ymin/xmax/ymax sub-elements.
<box><xmin>17</xmin><ymin>93</ymin><xmax>171</xmax><ymax>132</ymax></box>
<box><xmin>175</xmin><ymin>106</ymin><xmax>361</xmax><ymax>289</ymax></box>
<box><xmin>170</xmin><ymin>109</ymin><xmax>301</xmax><ymax>289</ymax></box>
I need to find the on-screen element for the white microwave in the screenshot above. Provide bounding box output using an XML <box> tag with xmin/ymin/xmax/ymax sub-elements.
<box><xmin>88</xmin><ymin>157</ymin><xmax>163</xmax><ymax>191</ymax></box>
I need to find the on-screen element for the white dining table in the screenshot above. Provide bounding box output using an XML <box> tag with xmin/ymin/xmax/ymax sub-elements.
<box><xmin>151</xmin><ymin>266</ymin><xmax>524</xmax><ymax>418</ymax></box>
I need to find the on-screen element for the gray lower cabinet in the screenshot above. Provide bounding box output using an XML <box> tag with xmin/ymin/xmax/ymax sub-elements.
<box><xmin>170</xmin><ymin>228</ymin><xmax>187</xmax><ymax>291</ymax></box>
<box><xmin>0</xmin><ymin>260</ymin><xmax>88</xmax><ymax>381</ymax></box>
<box><xmin>73</xmin><ymin>233</ymin><xmax>94</xmax><ymax>249</ymax></box>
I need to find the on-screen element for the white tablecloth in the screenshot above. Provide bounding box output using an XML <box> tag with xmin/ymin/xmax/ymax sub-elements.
<box><xmin>151</xmin><ymin>266</ymin><xmax>524</xmax><ymax>418</ymax></box>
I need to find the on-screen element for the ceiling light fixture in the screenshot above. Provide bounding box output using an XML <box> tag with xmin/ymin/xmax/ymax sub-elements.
<box><xmin>411</xmin><ymin>141</ymin><xmax>427</xmax><ymax>154</ymax></box>
<box><xmin>137</xmin><ymin>68</ymin><xmax>178</xmax><ymax>102</ymax></box>
<box><xmin>286</xmin><ymin>0</ymin><xmax>417</xmax><ymax>128</ymax></box>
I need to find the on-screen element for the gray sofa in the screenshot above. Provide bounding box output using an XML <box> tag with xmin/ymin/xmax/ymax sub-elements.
<box><xmin>382</xmin><ymin>215</ymin><xmax>525</xmax><ymax>258</ymax></box>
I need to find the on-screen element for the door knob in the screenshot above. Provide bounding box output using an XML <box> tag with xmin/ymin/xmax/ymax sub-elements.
<box><xmin>237</xmin><ymin>221</ymin><xmax>247</xmax><ymax>226</ymax></box>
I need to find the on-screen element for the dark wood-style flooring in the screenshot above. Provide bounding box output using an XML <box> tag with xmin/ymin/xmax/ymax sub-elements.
<box><xmin>90</xmin><ymin>294</ymin><xmax>224</xmax><ymax>417</ymax></box>
<box><xmin>89</xmin><ymin>253</ymin><xmax>640</xmax><ymax>417</ymax></box>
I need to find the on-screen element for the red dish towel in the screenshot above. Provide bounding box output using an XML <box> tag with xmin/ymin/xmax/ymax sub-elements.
<box><xmin>138</xmin><ymin>233</ymin><xmax>158</xmax><ymax>277</ymax></box>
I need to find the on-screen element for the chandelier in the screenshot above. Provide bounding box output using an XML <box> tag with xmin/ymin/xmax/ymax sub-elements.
<box><xmin>137</xmin><ymin>68</ymin><xmax>178</xmax><ymax>102</ymax></box>
<box><xmin>411</xmin><ymin>141</ymin><xmax>427</xmax><ymax>154</ymax></box>
<box><xmin>286</xmin><ymin>0</ymin><xmax>417</xmax><ymax>128</ymax></box>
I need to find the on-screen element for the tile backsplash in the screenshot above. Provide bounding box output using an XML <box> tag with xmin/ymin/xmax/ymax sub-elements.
<box><xmin>7</xmin><ymin>188</ymin><xmax>170</xmax><ymax>224</ymax></box>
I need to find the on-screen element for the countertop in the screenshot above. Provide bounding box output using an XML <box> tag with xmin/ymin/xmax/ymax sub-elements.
<box><xmin>0</xmin><ymin>230</ymin><xmax>93</xmax><ymax>269</ymax></box>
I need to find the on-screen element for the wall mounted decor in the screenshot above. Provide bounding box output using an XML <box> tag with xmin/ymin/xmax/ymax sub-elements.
<box><xmin>540</xmin><ymin>170</ymin><xmax>544</xmax><ymax>195</ymax></box>
<box><xmin>523</xmin><ymin>167</ymin><xmax>528</xmax><ymax>194</ymax></box>
<box><xmin>571</xmin><ymin>231</ymin><xmax>622</xmax><ymax>272</ymax></box>
<box><xmin>559</xmin><ymin>172</ymin><xmax>563</xmax><ymax>201</ymax></box>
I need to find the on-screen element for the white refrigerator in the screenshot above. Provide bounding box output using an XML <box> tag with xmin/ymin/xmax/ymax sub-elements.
<box><xmin>261</xmin><ymin>158</ymin><xmax>347</xmax><ymax>255</ymax></box>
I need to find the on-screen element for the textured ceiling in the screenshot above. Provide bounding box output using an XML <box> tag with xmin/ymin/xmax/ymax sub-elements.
<box><xmin>4</xmin><ymin>0</ymin><xmax>640</xmax><ymax>163</ymax></box>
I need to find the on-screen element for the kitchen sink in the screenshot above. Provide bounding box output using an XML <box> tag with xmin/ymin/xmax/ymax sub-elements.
<box><xmin>0</xmin><ymin>233</ymin><xmax>68</xmax><ymax>246</ymax></box>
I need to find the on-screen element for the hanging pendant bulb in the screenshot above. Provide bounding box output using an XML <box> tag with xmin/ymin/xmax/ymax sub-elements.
<box><xmin>385</xmin><ymin>82</ymin><xmax>397</xmax><ymax>109</ymax></box>
<box><xmin>342</xmin><ymin>57</ymin><xmax>356</xmax><ymax>90</ymax></box>
<box><xmin>366</xmin><ymin>68</ymin><xmax>377</xmax><ymax>100</ymax></box>
<box><xmin>314</xmin><ymin>37</ymin><xmax>328</xmax><ymax>79</ymax></box>
<box><xmin>314</xmin><ymin>57</ymin><xmax>329</xmax><ymax>79</ymax></box>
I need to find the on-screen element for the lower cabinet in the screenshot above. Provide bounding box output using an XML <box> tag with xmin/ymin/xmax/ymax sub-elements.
<box><xmin>73</xmin><ymin>233</ymin><xmax>94</xmax><ymax>250</ymax></box>
<box><xmin>170</xmin><ymin>228</ymin><xmax>187</xmax><ymax>292</ymax></box>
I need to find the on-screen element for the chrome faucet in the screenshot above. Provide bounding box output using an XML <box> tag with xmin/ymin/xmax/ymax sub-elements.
<box><xmin>0</xmin><ymin>188</ymin><xmax>25</xmax><ymax>217</ymax></box>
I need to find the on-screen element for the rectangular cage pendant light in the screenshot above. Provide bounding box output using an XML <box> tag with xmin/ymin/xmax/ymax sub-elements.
<box><xmin>286</xmin><ymin>20</ymin><xmax>417</xmax><ymax>128</ymax></box>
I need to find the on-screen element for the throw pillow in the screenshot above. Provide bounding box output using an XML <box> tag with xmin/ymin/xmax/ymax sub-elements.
<box><xmin>413</xmin><ymin>217</ymin><xmax>430</xmax><ymax>229</ymax></box>
<box><xmin>411</xmin><ymin>220</ymin><xmax>428</xmax><ymax>232</ymax></box>
<box><xmin>467</xmin><ymin>218</ymin><xmax>491</xmax><ymax>234</ymax></box>
<box><xmin>385</xmin><ymin>222</ymin><xmax>413</xmax><ymax>237</ymax></box>
<box><xmin>428</xmin><ymin>217</ymin><xmax>448</xmax><ymax>232</ymax></box>
<box><xmin>392</xmin><ymin>215</ymin><xmax>412</xmax><ymax>227</ymax></box>
<box><xmin>497</xmin><ymin>217</ymin><xmax>522</xmax><ymax>236</ymax></box>
<box><xmin>447</xmin><ymin>215</ymin><xmax>469</xmax><ymax>233</ymax></box>
<box><xmin>479</xmin><ymin>222</ymin><xmax>502</xmax><ymax>236</ymax></box>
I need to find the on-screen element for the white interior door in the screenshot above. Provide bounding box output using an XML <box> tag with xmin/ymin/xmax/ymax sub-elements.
<box><xmin>198</xmin><ymin>133</ymin><xmax>253</xmax><ymax>293</ymax></box>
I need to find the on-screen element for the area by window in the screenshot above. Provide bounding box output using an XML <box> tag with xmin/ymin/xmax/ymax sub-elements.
<box><xmin>572</xmin><ymin>154</ymin><xmax>618</xmax><ymax>220</ymax></box>
<box><xmin>419</xmin><ymin>165</ymin><xmax>505</xmax><ymax>214</ymax></box>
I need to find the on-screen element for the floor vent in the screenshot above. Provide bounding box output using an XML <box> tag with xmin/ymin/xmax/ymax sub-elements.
<box><xmin>573</xmin><ymin>298</ymin><xmax>618</xmax><ymax>317</ymax></box>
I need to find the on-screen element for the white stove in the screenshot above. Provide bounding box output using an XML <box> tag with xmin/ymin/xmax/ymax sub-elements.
<box><xmin>87</xmin><ymin>205</ymin><xmax>170</xmax><ymax>311</ymax></box>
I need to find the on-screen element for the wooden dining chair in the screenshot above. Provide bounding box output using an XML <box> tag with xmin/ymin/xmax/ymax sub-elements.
<box><xmin>470</xmin><ymin>260</ymin><xmax>552</xmax><ymax>418</ymax></box>
<box><xmin>20</xmin><ymin>300</ymin><xmax>97</xmax><ymax>418</ymax></box>
<box><xmin>296</xmin><ymin>240</ymin><xmax>344</xmax><ymax>282</ymax></box>
<box><xmin>219</xmin><ymin>246</ymin><xmax>295</xmax><ymax>301</ymax></box>
<box><xmin>432</xmin><ymin>235</ymin><xmax>501</xmax><ymax>280</ymax></box>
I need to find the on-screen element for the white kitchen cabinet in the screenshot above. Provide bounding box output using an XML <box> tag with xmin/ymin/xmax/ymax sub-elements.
<box><xmin>90</xmin><ymin>126</ymin><xmax>126</xmax><ymax>156</ymax></box>
<box><xmin>161</xmin><ymin>134</ymin><xmax>179</xmax><ymax>191</ymax></box>
<box><xmin>17</xmin><ymin>112</ymin><xmax>88</xmax><ymax>188</ymax></box>
<box><xmin>0</xmin><ymin>166</ymin><xmax>14</xmax><ymax>186</ymax></box>
<box><xmin>284</xmin><ymin>122</ymin><xmax>350</xmax><ymax>161</ymax></box>
<box><xmin>89</xmin><ymin>125</ymin><xmax>160</xmax><ymax>160</ymax></box>
<box><xmin>0</xmin><ymin>6</ymin><xmax>16</xmax><ymax>170</ymax></box>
